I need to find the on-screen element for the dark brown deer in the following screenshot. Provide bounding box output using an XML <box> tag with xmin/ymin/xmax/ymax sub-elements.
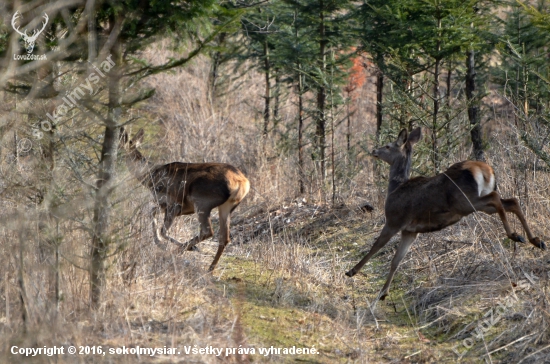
<box><xmin>119</xmin><ymin>128</ymin><xmax>250</xmax><ymax>272</ymax></box>
<box><xmin>346</xmin><ymin>127</ymin><xmax>545</xmax><ymax>300</ymax></box>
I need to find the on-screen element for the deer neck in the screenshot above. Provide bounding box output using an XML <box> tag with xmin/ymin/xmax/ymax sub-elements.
<box><xmin>125</xmin><ymin>149</ymin><xmax>154</xmax><ymax>183</ymax></box>
<box><xmin>387</xmin><ymin>151</ymin><xmax>412</xmax><ymax>195</ymax></box>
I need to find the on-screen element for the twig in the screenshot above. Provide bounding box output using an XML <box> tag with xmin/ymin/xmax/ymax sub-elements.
<box><xmin>484</xmin><ymin>334</ymin><xmax>534</xmax><ymax>356</ymax></box>
<box><xmin>404</xmin><ymin>350</ymin><xmax>422</xmax><ymax>359</ymax></box>
<box><xmin>517</xmin><ymin>342</ymin><xmax>550</xmax><ymax>364</ymax></box>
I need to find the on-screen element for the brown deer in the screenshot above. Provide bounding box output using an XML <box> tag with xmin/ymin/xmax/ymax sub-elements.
<box><xmin>119</xmin><ymin>127</ymin><xmax>250</xmax><ymax>271</ymax></box>
<box><xmin>346</xmin><ymin>127</ymin><xmax>545</xmax><ymax>300</ymax></box>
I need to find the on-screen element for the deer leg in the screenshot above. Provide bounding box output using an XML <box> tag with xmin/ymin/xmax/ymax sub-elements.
<box><xmin>150</xmin><ymin>205</ymin><xmax>164</xmax><ymax>247</ymax></box>
<box><xmin>473</xmin><ymin>192</ymin><xmax>526</xmax><ymax>243</ymax></box>
<box><xmin>345</xmin><ymin>224</ymin><xmax>399</xmax><ymax>277</ymax></box>
<box><xmin>378</xmin><ymin>231</ymin><xmax>417</xmax><ymax>300</ymax></box>
<box><xmin>160</xmin><ymin>204</ymin><xmax>185</xmax><ymax>247</ymax></box>
<box><xmin>180</xmin><ymin>207</ymin><xmax>213</xmax><ymax>252</ymax></box>
<box><xmin>208</xmin><ymin>202</ymin><xmax>233</xmax><ymax>272</ymax></box>
<box><xmin>501</xmin><ymin>198</ymin><xmax>546</xmax><ymax>250</ymax></box>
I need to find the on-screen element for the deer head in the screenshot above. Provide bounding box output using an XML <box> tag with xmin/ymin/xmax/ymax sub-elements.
<box><xmin>119</xmin><ymin>127</ymin><xmax>144</xmax><ymax>151</ymax></box>
<box><xmin>372</xmin><ymin>128</ymin><xmax>422</xmax><ymax>165</ymax></box>
<box><xmin>373</xmin><ymin>127</ymin><xmax>422</xmax><ymax>194</ymax></box>
<box><xmin>12</xmin><ymin>11</ymin><xmax>49</xmax><ymax>54</ymax></box>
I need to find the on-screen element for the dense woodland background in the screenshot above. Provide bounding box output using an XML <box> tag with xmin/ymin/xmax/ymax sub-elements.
<box><xmin>0</xmin><ymin>0</ymin><xmax>550</xmax><ymax>362</ymax></box>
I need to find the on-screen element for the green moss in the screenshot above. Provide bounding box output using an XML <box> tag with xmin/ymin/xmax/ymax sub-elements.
<box><xmin>205</xmin><ymin>209</ymin><xmax>530</xmax><ymax>363</ymax></box>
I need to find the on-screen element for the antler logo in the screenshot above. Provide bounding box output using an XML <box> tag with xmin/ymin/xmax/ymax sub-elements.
<box><xmin>11</xmin><ymin>11</ymin><xmax>49</xmax><ymax>54</ymax></box>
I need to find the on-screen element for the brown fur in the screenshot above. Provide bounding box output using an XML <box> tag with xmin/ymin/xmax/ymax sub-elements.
<box><xmin>346</xmin><ymin>128</ymin><xmax>545</xmax><ymax>300</ymax></box>
<box><xmin>462</xmin><ymin>160</ymin><xmax>494</xmax><ymax>184</ymax></box>
<box><xmin>120</xmin><ymin>128</ymin><xmax>250</xmax><ymax>271</ymax></box>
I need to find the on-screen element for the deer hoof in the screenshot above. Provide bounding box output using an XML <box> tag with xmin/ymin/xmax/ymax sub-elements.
<box><xmin>379</xmin><ymin>293</ymin><xmax>387</xmax><ymax>301</ymax></box>
<box><xmin>345</xmin><ymin>270</ymin><xmax>355</xmax><ymax>277</ymax></box>
<box><xmin>187</xmin><ymin>245</ymin><xmax>200</xmax><ymax>252</ymax></box>
<box><xmin>510</xmin><ymin>233</ymin><xmax>526</xmax><ymax>243</ymax></box>
<box><xmin>532</xmin><ymin>238</ymin><xmax>547</xmax><ymax>250</ymax></box>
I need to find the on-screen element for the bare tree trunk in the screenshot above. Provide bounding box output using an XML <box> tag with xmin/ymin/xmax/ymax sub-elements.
<box><xmin>4</xmin><ymin>271</ymin><xmax>9</xmax><ymax>328</ymax></box>
<box><xmin>445</xmin><ymin>63</ymin><xmax>453</xmax><ymax>153</ymax></box>
<box><xmin>87</xmin><ymin>0</ymin><xmax>97</xmax><ymax>67</ymax></box>
<box><xmin>446</xmin><ymin>66</ymin><xmax>452</xmax><ymax>105</ymax></box>
<box><xmin>432</xmin><ymin>57</ymin><xmax>441</xmax><ymax>174</ymax></box>
<box><xmin>210</xmin><ymin>51</ymin><xmax>220</xmax><ymax>101</ymax></box>
<box><xmin>375</xmin><ymin>70</ymin><xmax>383</xmax><ymax>142</ymax></box>
<box><xmin>373</xmin><ymin>67</ymin><xmax>384</xmax><ymax>181</ymax></box>
<box><xmin>346</xmin><ymin>92</ymin><xmax>351</xmax><ymax>152</ymax></box>
<box><xmin>298</xmin><ymin>71</ymin><xmax>305</xmax><ymax>195</ymax></box>
<box><xmin>90</xmin><ymin>32</ymin><xmax>122</xmax><ymax>308</ymax></box>
<box><xmin>263</xmin><ymin>40</ymin><xmax>270</xmax><ymax>138</ymax></box>
<box><xmin>466</xmin><ymin>49</ymin><xmax>484</xmax><ymax>161</ymax></box>
<box><xmin>294</xmin><ymin>9</ymin><xmax>305</xmax><ymax>195</ymax></box>
<box><xmin>515</xmin><ymin>14</ymin><xmax>520</xmax><ymax>126</ymax></box>
<box><xmin>331</xmin><ymin>106</ymin><xmax>335</xmax><ymax>205</ymax></box>
<box><xmin>13</xmin><ymin>131</ymin><xmax>18</xmax><ymax>166</ymax></box>
<box><xmin>33</xmin><ymin>57</ymin><xmax>58</xmax><ymax>315</ymax></box>
<box><xmin>209</xmin><ymin>33</ymin><xmax>226</xmax><ymax>103</ymax></box>
<box><xmin>18</xmin><ymin>231</ymin><xmax>28</xmax><ymax>331</ymax></box>
<box><xmin>329</xmin><ymin>53</ymin><xmax>336</xmax><ymax>206</ymax></box>
<box><xmin>522</xmin><ymin>43</ymin><xmax>528</xmax><ymax>118</ymax></box>
<box><xmin>316</xmin><ymin>0</ymin><xmax>327</xmax><ymax>181</ymax></box>
<box><xmin>54</xmin><ymin>221</ymin><xmax>60</xmax><ymax>313</ymax></box>
<box><xmin>431</xmin><ymin>15</ymin><xmax>442</xmax><ymax>174</ymax></box>
<box><xmin>273</xmin><ymin>70</ymin><xmax>281</xmax><ymax>129</ymax></box>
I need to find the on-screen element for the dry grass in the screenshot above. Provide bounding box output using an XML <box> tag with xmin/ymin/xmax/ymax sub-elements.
<box><xmin>0</xmin><ymin>41</ymin><xmax>549</xmax><ymax>364</ymax></box>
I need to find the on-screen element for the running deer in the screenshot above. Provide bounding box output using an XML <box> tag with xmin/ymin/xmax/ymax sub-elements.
<box><xmin>346</xmin><ymin>127</ymin><xmax>545</xmax><ymax>300</ymax></box>
<box><xmin>119</xmin><ymin>128</ymin><xmax>250</xmax><ymax>271</ymax></box>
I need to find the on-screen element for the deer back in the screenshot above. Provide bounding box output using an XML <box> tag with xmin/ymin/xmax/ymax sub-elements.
<box><xmin>147</xmin><ymin>162</ymin><xmax>248</xmax><ymax>208</ymax></box>
<box><xmin>384</xmin><ymin>161</ymin><xmax>496</xmax><ymax>233</ymax></box>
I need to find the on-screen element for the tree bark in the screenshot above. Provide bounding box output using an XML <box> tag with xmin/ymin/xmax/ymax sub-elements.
<box><xmin>346</xmin><ymin>91</ymin><xmax>351</xmax><ymax>152</ymax></box>
<box><xmin>33</xmin><ymin>58</ymin><xmax>58</xmax><ymax>314</ymax></box>
<box><xmin>316</xmin><ymin>0</ymin><xmax>327</xmax><ymax>181</ymax></box>
<box><xmin>329</xmin><ymin>53</ymin><xmax>336</xmax><ymax>205</ymax></box>
<box><xmin>375</xmin><ymin>70</ymin><xmax>383</xmax><ymax>143</ymax></box>
<box><xmin>18</xmin><ymin>231</ymin><xmax>28</xmax><ymax>331</ymax></box>
<box><xmin>298</xmin><ymin>71</ymin><xmax>305</xmax><ymax>195</ymax></box>
<box><xmin>295</xmin><ymin>10</ymin><xmax>305</xmax><ymax>195</ymax></box>
<box><xmin>432</xmin><ymin>15</ymin><xmax>442</xmax><ymax>174</ymax></box>
<box><xmin>466</xmin><ymin>49</ymin><xmax>484</xmax><ymax>161</ymax></box>
<box><xmin>263</xmin><ymin>39</ymin><xmax>270</xmax><ymax>138</ymax></box>
<box><xmin>432</xmin><ymin>57</ymin><xmax>441</xmax><ymax>173</ymax></box>
<box><xmin>90</xmin><ymin>31</ymin><xmax>122</xmax><ymax>308</ymax></box>
<box><xmin>273</xmin><ymin>70</ymin><xmax>281</xmax><ymax>129</ymax></box>
<box><xmin>209</xmin><ymin>32</ymin><xmax>226</xmax><ymax>102</ymax></box>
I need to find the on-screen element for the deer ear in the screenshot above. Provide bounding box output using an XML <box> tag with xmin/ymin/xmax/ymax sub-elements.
<box><xmin>132</xmin><ymin>128</ymin><xmax>145</xmax><ymax>146</ymax></box>
<box><xmin>119</xmin><ymin>127</ymin><xmax>128</xmax><ymax>145</ymax></box>
<box><xmin>395</xmin><ymin>129</ymin><xmax>408</xmax><ymax>147</ymax></box>
<box><xmin>407</xmin><ymin>127</ymin><xmax>422</xmax><ymax>146</ymax></box>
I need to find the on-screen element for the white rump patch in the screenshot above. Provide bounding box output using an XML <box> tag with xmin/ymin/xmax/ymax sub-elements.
<box><xmin>473</xmin><ymin>170</ymin><xmax>495</xmax><ymax>196</ymax></box>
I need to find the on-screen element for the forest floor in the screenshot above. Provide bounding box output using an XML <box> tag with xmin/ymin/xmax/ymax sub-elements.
<box><xmin>216</xmin><ymin>201</ymin><xmax>548</xmax><ymax>363</ymax></box>
<box><xmin>100</xmin><ymin>198</ymin><xmax>547</xmax><ymax>363</ymax></box>
<box><xmin>2</xmin><ymin>193</ymin><xmax>549</xmax><ymax>364</ymax></box>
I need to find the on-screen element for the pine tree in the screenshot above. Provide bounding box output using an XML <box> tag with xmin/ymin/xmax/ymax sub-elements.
<box><xmin>359</xmin><ymin>0</ymin><xmax>492</xmax><ymax>173</ymax></box>
<box><xmin>497</xmin><ymin>1</ymin><xmax>550</xmax><ymax>167</ymax></box>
